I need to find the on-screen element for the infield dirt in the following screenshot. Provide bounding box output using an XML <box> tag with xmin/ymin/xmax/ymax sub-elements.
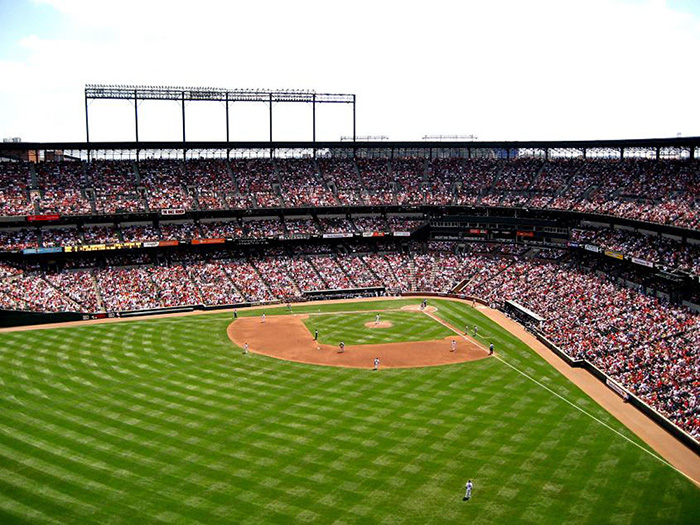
<box><xmin>227</xmin><ymin>313</ymin><xmax>487</xmax><ymax>369</ymax></box>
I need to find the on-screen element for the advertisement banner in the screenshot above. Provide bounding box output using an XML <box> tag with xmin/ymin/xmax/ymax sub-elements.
<box><xmin>142</xmin><ymin>241</ymin><xmax>159</xmax><ymax>248</ymax></box>
<box><xmin>110</xmin><ymin>242</ymin><xmax>141</xmax><ymax>250</ymax></box>
<box><xmin>516</xmin><ymin>231</ymin><xmax>535</xmax><ymax>237</ymax></box>
<box><xmin>604</xmin><ymin>250</ymin><xmax>623</xmax><ymax>260</ymax></box>
<box><xmin>433</xmin><ymin>235</ymin><xmax>460</xmax><ymax>240</ymax></box>
<box><xmin>22</xmin><ymin>246</ymin><xmax>63</xmax><ymax>254</ymax></box>
<box><xmin>238</xmin><ymin>239</ymin><xmax>269</xmax><ymax>245</ymax></box>
<box><xmin>157</xmin><ymin>240</ymin><xmax>180</xmax><ymax>247</ymax></box>
<box><xmin>27</xmin><ymin>214</ymin><xmax>60</xmax><ymax>222</ymax></box>
<box><xmin>606</xmin><ymin>378</ymin><xmax>629</xmax><ymax>400</ymax></box>
<box><xmin>362</xmin><ymin>232</ymin><xmax>385</xmax><ymax>237</ymax></box>
<box><xmin>468</xmin><ymin>228</ymin><xmax>488</xmax><ymax>235</ymax></box>
<box><xmin>65</xmin><ymin>242</ymin><xmax>142</xmax><ymax>252</ymax></box>
<box><xmin>192</xmin><ymin>238</ymin><xmax>225</xmax><ymax>245</ymax></box>
<box><xmin>584</xmin><ymin>244</ymin><xmax>600</xmax><ymax>253</ymax></box>
<box><xmin>64</xmin><ymin>244</ymin><xmax>103</xmax><ymax>252</ymax></box>
<box><xmin>322</xmin><ymin>233</ymin><xmax>353</xmax><ymax>239</ymax></box>
<box><xmin>568</xmin><ymin>242</ymin><xmax>580</xmax><ymax>248</ymax></box>
<box><xmin>393</xmin><ymin>232</ymin><xmax>411</xmax><ymax>237</ymax></box>
<box><xmin>160</xmin><ymin>208</ymin><xmax>185</xmax><ymax>216</ymax></box>
<box><xmin>631</xmin><ymin>257</ymin><xmax>654</xmax><ymax>268</ymax></box>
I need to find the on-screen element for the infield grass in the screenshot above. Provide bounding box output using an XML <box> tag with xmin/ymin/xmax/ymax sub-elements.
<box><xmin>302</xmin><ymin>310</ymin><xmax>453</xmax><ymax>345</ymax></box>
<box><xmin>0</xmin><ymin>297</ymin><xmax>698</xmax><ymax>524</ymax></box>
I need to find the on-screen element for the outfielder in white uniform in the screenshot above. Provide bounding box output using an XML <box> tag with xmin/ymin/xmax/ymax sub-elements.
<box><xmin>464</xmin><ymin>480</ymin><xmax>473</xmax><ymax>501</ymax></box>
<box><xmin>375</xmin><ymin>313</ymin><xmax>380</xmax><ymax>325</ymax></box>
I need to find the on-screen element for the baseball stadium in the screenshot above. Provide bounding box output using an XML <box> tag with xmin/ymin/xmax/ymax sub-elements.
<box><xmin>0</xmin><ymin>77</ymin><xmax>699</xmax><ymax>523</ymax></box>
<box><xmin>6</xmin><ymin>0</ymin><xmax>700</xmax><ymax>516</ymax></box>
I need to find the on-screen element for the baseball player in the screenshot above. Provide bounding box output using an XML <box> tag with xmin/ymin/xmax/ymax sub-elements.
<box><xmin>233</xmin><ymin>308</ymin><xmax>238</xmax><ymax>319</ymax></box>
<box><xmin>262</xmin><ymin>313</ymin><xmax>266</xmax><ymax>323</ymax></box>
<box><xmin>489</xmin><ymin>343</ymin><xmax>494</xmax><ymax>355</ymax></box>
<box><xmin>373</xmin><ymin>357</ymin><xmax>380</xmax><ymax>370</ymax></box>
<box><xmin>473</xmin><ymin>325</ymin><xmax>478</xmax><ymax>337</ymax></box>
<box><xmin>314</xmin><ymin>329</ymin><xmax>318</xmax><ymax>341</ymax></box>
<box><xmin>243</xmin><ymin>342</ymin><xmax>249</xmax><ymax>355</ymax></box>
<box><xmin>464</xmin><ymin>480</ymin><xmax>473</xmax><ymax>501</ymax></box>
<box><xmin>375</xmin><ymin>313</ymin><xmax>380</xmax><ymax>325</ymax></box>
<box><xmin>451</xmin><ymin>339</ymin><xmax>457</xmax><ymax>352</ymax></box>
<box><xmin>339</xmin><ymin>341</ymin><xmax>345</xmax><ymax>353</ymax></box>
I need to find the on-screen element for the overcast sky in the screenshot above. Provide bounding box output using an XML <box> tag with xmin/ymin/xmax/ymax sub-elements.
<box><xmin>1</xmin><ymin>0</ymin><xmax>699</xmax><ymax>143</ymax></box>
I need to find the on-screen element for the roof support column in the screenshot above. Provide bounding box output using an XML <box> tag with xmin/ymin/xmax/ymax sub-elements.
<box><xmin>269</xmin><ymin>93</ymin><xmax>273</xmax><ymax>157</ymax></box>
<box><xmin>182</xmin><ymin>91</ymin><xmax>187</xmax><ymax>161</ymax></box>
<box><xmin>225</xmin><ymin>92</ymin><xmax>230</xmax><ymax>143</ymax></box>
<box><xmin>352</xmin><ymin>94</ymin><xmax>356</xmax><ymax>142</ymax></box>
<box><xmin>134</xmin><ymin>90</ymin><xmax>139</xmax><ymax>143</ymax></box>
<box><xmin>84</xmin><ymin>89</ymin><xmax>90</xmax><ymax>162</ymax></box>
<box><xmin>181</xmin><ymin>91</ymin><xmax>186</xmax><ymax>143</ymax></box>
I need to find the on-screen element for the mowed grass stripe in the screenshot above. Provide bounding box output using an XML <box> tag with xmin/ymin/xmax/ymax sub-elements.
<box><xmin>0</xmin><ymin>299</ymin><xmax>698</xmax><ymax>523</ymax></box>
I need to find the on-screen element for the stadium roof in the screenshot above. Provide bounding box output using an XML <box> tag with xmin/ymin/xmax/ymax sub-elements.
<box><xmin>1</xmin><ymin>136</ymin><xmax>699</xmax><ymax>153</ymax></box>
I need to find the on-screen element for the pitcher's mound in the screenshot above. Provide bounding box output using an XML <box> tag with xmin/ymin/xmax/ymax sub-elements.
<box><xmin>365</xmin><ymin>321</ymin><xmax>393</xmax><ymax>328</ymax></box>
<box><xmin>401</xmin><ymin>304</ymin><xmax>438</xmax><ymax>313</ymax></box>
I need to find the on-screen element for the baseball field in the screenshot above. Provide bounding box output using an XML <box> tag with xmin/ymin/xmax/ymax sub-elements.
<box><xmin>0</xmin><ymin>297</ymin><xmax>698</xmax><ymax>523</ymax></box>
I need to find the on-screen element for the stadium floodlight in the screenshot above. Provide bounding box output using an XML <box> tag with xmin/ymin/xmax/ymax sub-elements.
<box><xmin>83</xmin><ymin>83</ymin><xmax>357</xmax><ymax>152</ymax></box>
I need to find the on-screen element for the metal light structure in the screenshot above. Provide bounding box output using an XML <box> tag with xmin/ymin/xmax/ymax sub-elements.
<box><xmin>84</xmin><ymin>84</ymin><xmax>357</xmax><ymax>155</ymax></box>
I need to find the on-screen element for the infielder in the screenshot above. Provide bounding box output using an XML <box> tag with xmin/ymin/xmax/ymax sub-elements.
<box><xmin>262</xmin><ymin>313</ymin><xmax>266</xmax><ymax>323</ymax></box>
<box><xmin>489</xmin><ymin>343</ymin><xmax>494</xmax><ymax>355</ymax></box>
<box><xmin>473</xmin><ymin>325</ymin><xmax>478</xmax><ymax>336</ymax></box>
<box><xmin>314</xmin><ymin>329</ymin><xmax>318</xmax><ymax>341</ymax></box>
<box><xmin>451</xmin><ymin>339</ymin><xmax>457</xmax><ymax>352</ymax></box>
<box><xmin>464</xmin><ymin>480</ymin><xmax>473</xmax><ymax>501</ymax></box>
<box><xmin>244</xmin><ymin>342</ymin><xmax>249</xmax><ymax>355</ymax></box>
<box><xmin>373</xmin><ymin>357</ymin><xmax>380</xmax><ymax>370</ymax></box>
<box><xmin>339</xmin><ymin>341</ymin><xmax>345</xmax><ymax>353</ymax></box>
<box><xmin>375</xmin><ymin>313</ymin><xmax>380</xmax><ymax>325</ymax></box>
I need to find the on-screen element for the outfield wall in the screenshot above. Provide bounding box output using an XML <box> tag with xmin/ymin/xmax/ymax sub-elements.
<box><xmin>0</xmin><ymin>309</ymin><xmax>87</xmax><ymax>327</ymax></box>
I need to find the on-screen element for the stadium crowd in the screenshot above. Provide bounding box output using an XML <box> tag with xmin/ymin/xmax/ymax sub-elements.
<box><xmin>1</xmin><ymin>157</ymin><xmax>697</xmax><ymax>230</ymax></box>
<box><xmin>572</xmin><ymin>228</ymin><xmax>700</xmax><ymax>275</ymax></box>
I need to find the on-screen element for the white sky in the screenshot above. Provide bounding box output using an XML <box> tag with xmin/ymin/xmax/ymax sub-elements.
<box><xmin>1</xmin><ymin>0</ymin><xmax>699</xmax><ymax>143</ymax></box>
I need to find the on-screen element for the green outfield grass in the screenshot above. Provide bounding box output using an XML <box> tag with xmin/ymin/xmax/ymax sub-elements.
<box><xmin>0</xmin><ymin>298</ymin><xmax>698</xmax><ymax>524</ymax></box>
<box><xmin>302</xmin><ymin>310</ymin><xmax>454</xmax><ymax>345</ymax></box>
